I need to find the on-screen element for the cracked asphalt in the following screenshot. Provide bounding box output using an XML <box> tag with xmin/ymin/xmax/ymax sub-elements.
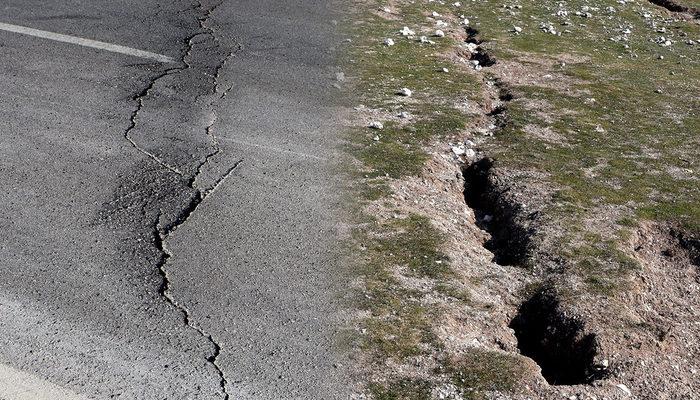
<box><xmin>0</xmin><ymin>1</ymin><xmax>350</xmax><ymax>399</ymax></box>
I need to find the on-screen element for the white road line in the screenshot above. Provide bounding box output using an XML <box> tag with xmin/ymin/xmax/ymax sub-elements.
<box><xmin>0</xmin><ymin>363</ymin><xmax>92</xmax><ymax>400</ymax></box>
<box><xmin>0</xmin><ymin>22</ymin><xmax>175</xmax><ymax>63</ymax></box>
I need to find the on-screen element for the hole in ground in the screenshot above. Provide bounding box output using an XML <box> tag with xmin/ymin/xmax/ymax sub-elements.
<box><xmin>462</xmin><ymin>158</ymin><xmax>529</xmax><ymax>266</ymax></box>
<box><xmin>509</xmin><ymin>289</ymin><xmax>607</xmax><ymax>385</ymax></box>
<box><xmin>673</xmin><ymin>229</ymin><xmax>700</xmax><ymax>266</ymax></box>
<box><xmin>465</xmin><ymin>27</ymin><xmax>482</xmax><ymax>44</ymax></box>
<box><xmin>470</xmin><ymin>49</ymin><xmax>496</xmax><ymax>67</ymax></box>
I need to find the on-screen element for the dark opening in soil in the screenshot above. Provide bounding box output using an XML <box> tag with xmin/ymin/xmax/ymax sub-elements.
<box><xmin>510</xmin><ymin>290</ymin><xmax>606</xmax><ymax>385</ymax></box>
<box><xmin>465</xmin><ymin>27</ymin><xmax>482</xmax><ymax>44</ymax></box>
<box><xmin>462</xmin><ymin>158</ymin><xmax>528</xmax><ymax>266</ymax></box>
<box><xmin>647</xmin><ymin>0</ymin><xmax>699</xmax><ymax>16</ymax></box>
<box><xmin>674</xmin><ymin>229</ymin><xmax>700</xmax><ymax>266</ymax></box>
<box><xmin>471</xmin><ymin>49</ymin><xmax>496</xmax><ymax>67</ymax></box>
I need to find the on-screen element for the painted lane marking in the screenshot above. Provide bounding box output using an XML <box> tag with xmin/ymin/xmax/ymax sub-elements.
<box><xmin>0</xmin><ymin>363</ymin><xmax>92</xmax><ymax>400</ymax></box>
<box><xmin>0</xmin><ymin>22</ymin><xmax>175</xmax><ymax>63</ymax></box>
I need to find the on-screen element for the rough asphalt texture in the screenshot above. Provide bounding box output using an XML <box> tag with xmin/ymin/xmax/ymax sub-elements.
<box><xmin>0</xmin><ymin>1</ymin><xmax>349</xmax><ymax>398</ymax></box>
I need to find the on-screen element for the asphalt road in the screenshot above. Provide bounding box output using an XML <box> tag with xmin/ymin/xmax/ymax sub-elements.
<box><xmin>0</xmin><ymin>1</ymin><xmax>350</xmax><ymax>398</ymax></box>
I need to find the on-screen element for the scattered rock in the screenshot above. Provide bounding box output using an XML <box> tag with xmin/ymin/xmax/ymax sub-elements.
<box><xmin>369</xmin><ymin>121</ymin><xmax>384</xmax><ymax>130</ymax></box>
<box><xmin>435</xmin><ymin>30</ymin><xmax>446</xmax><ymax>38</ymax></box>
<box><xmin>420</xmin><ymin>36</ymin><xmax>435</xmax><ymax>44</ymax></box>
<box><xmin>616</xmin><ymin>384</ymin><xmax>632</xmax><ymax>397</ymax></box>
<box><xmin>397</xmin><ymin>88</ymin><xmax>413</xmax><ymax>97</ymax></box>
<box><xmin>383</xmin><ymin>38</ymin><xmax>395</xmax><ymax>46</ymax></box>
<box><xmin>400</xmin><ymin>26</ymin><xmax>416</xmax><ymax>36</ymax></box>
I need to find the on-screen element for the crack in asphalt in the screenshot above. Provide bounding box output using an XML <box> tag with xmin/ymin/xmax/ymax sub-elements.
<box><xmin>121</xmin><ymin>1</ymin><xmax>239</xmax><ymax>397</ymax></box>
<box><xmin>123</xmin><ymin>68</ymin><xmax>185</xmax><ymax>176</ymax></box>
<box><xmin>154</xmin><ymin>158</ymin><xmax>241</xmax><ymax>400</ymax></box>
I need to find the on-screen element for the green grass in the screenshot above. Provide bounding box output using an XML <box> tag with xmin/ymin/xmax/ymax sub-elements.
<box><xmin>448</xmin><ymin>349</ymin><xmax>527</xmax><ymax>399</ymax></box>
<box><xmin>369</xmin><ymin>379</ymin><xmax>433</xmax><ymax>400</ymax></box>
<box><xmin>357</xmin><ymin>214</ymin><xmax>449</xmax><ymax>361</ymax></box>
<box><xmin>346</xmin><ymin>6</ymin><xmax>480</xmax><ymax>178</ymax></box>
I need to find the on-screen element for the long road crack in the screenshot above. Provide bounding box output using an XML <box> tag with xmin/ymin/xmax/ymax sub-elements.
<box><xmin>121</xmin><ymin>1</ymin><xmax>239</xmax><ymax>397</ymax></box>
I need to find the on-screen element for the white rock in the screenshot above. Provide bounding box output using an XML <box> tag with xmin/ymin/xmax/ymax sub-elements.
<box><xmin>436</xmin><ymin>20</ymin><xmax>449</xmax><ymax>27</ymax></box>
<box><xmin>419</xmin><ymin>36</ymin><xmax>434</xmax><ymax>44</ymax></box>
<box><xmin>369</xmin><ymin>121</ymin><xmax>384</xmax><ymax>129</ymax></box>
<box><xmin>451</xmin><ymin>146</ymin><xmax>466</xmax><ymax>155</ymax></box>
<box><xmin>400</xmin><ymin>26</ymin><xmax>416</xmax><ymax>36</ymax></box>
<box><xmin>383</xmin><ymin>38</ymin><xmax>395</xmax><ymax>46</ymax></box>
<box><xmin>435</xmin><ymin>30</ymin><xmax>446</xmax><ymax>37</ymax></box>
<box><xmin>616</xmin><ymin>384</ymin><xmax>632</xmax><ymax>396</ymax></box>
<box><xmin>397</xmin><ymin>88</ymin><xmax>413</xmax><ymax>97</ymax></box>
<box><xmin>454</xmin><ymin>2</ymin><xmax>462</xmax><ymax>7</ymax></box>
<box><xmin>373</xmin><ymin>135</ymin><xmax>380</xmax><ymax>141</ymax></box>
<box><xmin>398</xmin><ymin>111</ymin><xmax>411</xmax><ymax>119</ymax></box>
<box><xmin>461</xmin><ymin>18</ymin><xmax>470</xmax><ymax>25</ymax></box>
<box><xmin>465</xmin><ymin>148</ymin><xmax>477</xmax><ymax>158</ymax></box>
<box><xmin>465</xmin><ymin>42</ymin><xmax>479</xmax><ymax>53</ymax></box>
<box><xmin>432</xmin><ymin>11</ymin><xmax>442</xmax><ymax>17</ymax></box>
<box><xmin>513</xmin><ymin>26</ymin><xmax>523</xmax><ymax>33</ymax></box>
<box><xmin>441</xmin><ymin>67</ymin><xmax>449</xmax><ymax>73</ymax></box>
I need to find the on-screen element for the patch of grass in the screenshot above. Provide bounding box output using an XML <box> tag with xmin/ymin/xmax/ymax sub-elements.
<box><xmin>447</xmin><ymin>349</ymin><xmax>527</xmax><ymax>399</ymax></box>
<box><xmin>369</xmin><ymin>379</ymin><xmax>432</xmax><ymax>400</ymax></box>
<box><xmin>372</xmin><ymin>214</ymin><xmax>451</xmax><ymax>279</ymax></box>
<box><xmin>356</xmin><ymin>214</ymin><xmax>450</xmax><ymax>363</ymax></box>
<box><xmin>356</xmin><ymin>140</ymin><xmax>428</xmax><ymax>178</ymax></box>
<box><xmin>344</xmin><ymin>5</ymin><xmax>480</xmax><ymax>179</ymax></box>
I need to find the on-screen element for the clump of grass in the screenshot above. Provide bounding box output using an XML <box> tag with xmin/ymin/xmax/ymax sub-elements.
<box><xmin>357</xmin><ymin>214</ymin><xmax>449</xmax><ymax>361</ymax></box>
<box><xmin>447</xmin><ymin>349</ymin><xmax>527</xmax><ymax>399</ymax></box>
<box><xmin>369</xmin><ymin>379</ymin><xmax>433</xmax><ymax>400</ymax></box>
